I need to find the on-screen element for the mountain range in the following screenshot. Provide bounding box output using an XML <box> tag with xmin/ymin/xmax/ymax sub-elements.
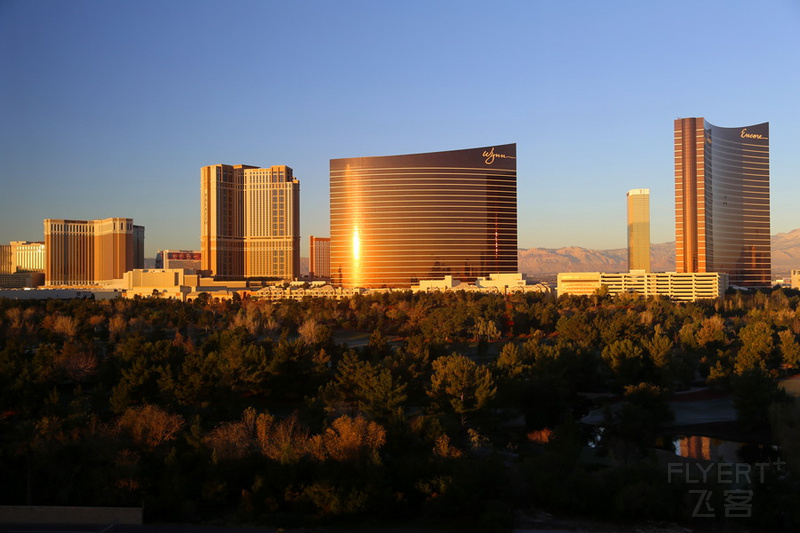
<box><xmin>519</xmin><ymin>228</ymin><xmax>800</xmax><ymax>280</ymax></box>
<box><xmin>174</xmin><ymin>229</ymin><xmax>800</xmax><ymax>281</ymax></box>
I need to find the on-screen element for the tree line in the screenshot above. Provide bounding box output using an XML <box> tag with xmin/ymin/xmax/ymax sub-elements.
<box><xmin>1</xmin><ymin>288</ymin><xmax>800</xmax><ymax>530</ymax></box>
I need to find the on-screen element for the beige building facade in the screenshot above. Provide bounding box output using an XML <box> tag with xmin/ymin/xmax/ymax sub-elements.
<box><xmin>0</xmin><ymin>245</ymin><xmax>11</xmax><ymax>275</ymax></box>
<box><xmin>13</xmin><ymin>241</ymin><xmax>46</xmax><ymax>272</ymax></box>
<box><xmin>627</xmin><ymin>189</ymin><xmax>650</xmax><ymax>272</ymax></box>
<box><xmin>0</xmin><ymin>241</ymin><xmax>45</xmax><ymax>274</ymax></box>
<box><xmin>201</xmin><ymin>164</ymin><xmax>300</xmax><ymax>280</ymax></box>
<box><xmin>122</xmin><ymin>268</ymin><xmax>250</xmax><ymax>300</ymax></box>
<box><xmin>309</xmin><ymin>236</ymin><xmax>331</xmax><ymax>278</ymax></box>
<box><xmin>557</xmin><ymin>271</ymin><xmax>728</xmax><ymax>301</ymax></box>
<box><xmin>44</xmin><ymin>218</ymin><xmax>144</xmax><ymax>286</ymax></box>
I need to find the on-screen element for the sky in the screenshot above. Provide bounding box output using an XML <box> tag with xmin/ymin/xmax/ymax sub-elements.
<box><xmin>1</xmin><ymin>0</ymin><xmax>799</xmax><ymax>257</ymax></box>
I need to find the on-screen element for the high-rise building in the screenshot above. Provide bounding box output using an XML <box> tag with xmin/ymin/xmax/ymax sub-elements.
<box><xmin>0</xmin><ymin>245</ymin><xmax>12</xmax><ymax>275</ymax></box>
<box><xmin>627</xmin><ymin>189</ymin><xmax>650</xmax><ymax>272</ymax></box>
<box><xmin>309</xmin><ymin>236</ymin><xmax>331</xmax><ymax>278</ymax></box>
<box><xmin>675</xmin><ymin>118</ymin><xmax>771</xmax><ymax>287</ymax></box>
<box><xmin>201</xmin><ymin>164</ymin><xmax>300</xmax><ymax>280</ymax></box>
<box><xmin>330</xmin><ymin>144</ymin><xmax>517</xmax><ymax>288</ymax></box>
<box><xmin>43</xmin><ymin>218</ymin><xmax>144</xmax><ymax>285</ymax></box>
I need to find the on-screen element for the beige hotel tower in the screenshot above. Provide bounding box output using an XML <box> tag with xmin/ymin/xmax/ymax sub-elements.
<box><xmin>201</xmin><ymin>164</ymin><xmax>300</xmax><ymax>280</ymax></box>
<box><xmin>627</xmin><ymin>188</ymin><xmax>650</xmax><ymax>272</ymax></box>
<box><xmin>44</xmin><ymin>217</ymin><xmax>144</xmax><ymax>285</ymax></box>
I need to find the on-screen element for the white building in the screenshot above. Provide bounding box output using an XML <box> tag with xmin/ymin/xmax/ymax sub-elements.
<box><xmin>557</xmin><ymin>271</ymin><xmax>728</xmax><ymax>301</ymax></box>
<box><xmin>411</xmin><ymin>273</ymin><xmax>551</xmax><ymax>294</ymax></box>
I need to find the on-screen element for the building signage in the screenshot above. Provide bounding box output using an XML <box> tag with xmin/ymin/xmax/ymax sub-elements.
<box><xmin>740</xmin><ymin>128</ymin><xmax>767</xmax><ymax>140</ymax></box>
<box><xmin>482</xmin><ymin>147</ymin><xmax>516</xmax><ymax>165</ymax></box>
<box><xmin>167</xmin><ymin>252</ymin><xmax>201</xmax><ymax>261</ymax></box>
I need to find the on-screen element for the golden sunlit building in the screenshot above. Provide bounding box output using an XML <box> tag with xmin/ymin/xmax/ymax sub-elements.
<box><xmin>0</xmin><ymin>241</ymin><xmax>45</xmax><ymax>274</ymax></box>
<box><xmin>44</xmin><ymin>218</ymin><xmax>144</xmax><ymax>285</ymax></box>
<box><xmin>0</xmin><ymin>245</ymin><xmax>12</xmax><ymax>275</ymax></box>
<box><xmin>330</xmin><ymin>144</ymin><xmax>517</xmax><ymax>288</ymax></box>
<box><xmin>675</xmin><ymin>118</ymin><xmax>770</xmax><ymax>287</ymax></box>
<box><xmin>627</xmin><ymin>189</ymin><xmax>650</xmax><ymax>272</ymax></box>
<box><xmin>201</xmin><ymin>164</ymin><xmax>300</xmax><ymax>280</ymax></box>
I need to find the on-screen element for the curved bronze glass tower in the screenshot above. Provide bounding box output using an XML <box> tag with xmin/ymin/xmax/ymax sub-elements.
<box><xmin>330</xmin><ymin>144</ymin><xmax>517</xmax><ymax>288</ymax></box>
<box><xmin>675</xmin><ymin>118</ymin><xmax>770</xmax><ymax>287</ymax></box>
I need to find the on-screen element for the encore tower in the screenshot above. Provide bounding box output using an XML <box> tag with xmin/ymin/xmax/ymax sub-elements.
<box><xmin>674</xmin><ymin>118</ymin><xmax>770</xmax><ymax>287</ymax></box>
<box><xmin>201</xmin><ymin>164</ymin><xmax>300</xmax><ymax>280</ymax></box>
<box><xmin>330</xmin><ymin>144</ymin><xmax>517</xmax><ymax>288</ymax></box>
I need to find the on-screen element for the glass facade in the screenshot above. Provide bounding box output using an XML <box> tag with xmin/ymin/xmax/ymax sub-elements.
<box><xmin>675</xmin><ymin>119</ymin><xmax>770</xmax><ymax>287</ymax></box>
<box><xmin>330</xmin><ymin>144</ymin><xmax>517</xmax><ymax>288</ymax></box>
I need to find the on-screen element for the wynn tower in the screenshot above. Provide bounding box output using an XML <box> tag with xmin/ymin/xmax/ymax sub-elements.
<box><xmin>330</xmin><ymin>144</ymin><xmax>517</xmax><ymax>288</ymax></box>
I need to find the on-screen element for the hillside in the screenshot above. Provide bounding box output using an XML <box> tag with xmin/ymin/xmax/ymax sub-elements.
<box><xmin>165</xmin><ymin>230</ymin><xmax>800</xmax><ymax>280</ymax></box>
<box><xmin>518</xmin><ymin>242</ymin><xmax>674</xmax><ymax>275</ymax></box>
<box><xmin>519</xmin><ymin>228</ymin><xmax>800</xmax><ymax>277</ymax></box>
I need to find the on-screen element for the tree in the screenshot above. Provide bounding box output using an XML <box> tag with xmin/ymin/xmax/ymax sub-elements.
<box><xmin>555</xmin><ymin>313</ymin><xmax>598</xmax><ymax>348</ymax></box>
<box><xmin>298</xmin><ymin>318</ymin><xmax>331</xmax><ymax>345</ymax></box>
<box><xmin>52</xmin><ymin>315</ymin><xmax>80</xmax><ymax>340</ymax></box>
<box><xmin>320</xmin><ymin>351</ymin><xmax>407</xmax><ymax>423</ymax></box>
<box><xmin>601</xmin><ymin>339</ymin><xmax>647</xmax><ymax>388</ymax></box>
<box><xmin>735</xmin><ymin>321</ymin><xmax>774</xmax><ymax>375</ymax></box>
<box><xmin>695</xmin><ymin>315</ymin><xmax>726</xmax><ymax>350</ymax></box>
<box><xmin>778</xmin><ymin>329</ymin><xmax>800</xmax><ymax>370</ymax></box>
<box><xmin>428</xmin><ymin>353</ymin><xmax>496</xmax><ymax>425</ymax></box>
<box><xmin>116</xmin><ymin>404</ymin><xmax>184</xmax><ymax>450</ymax></box>
<box><xmin>310</xmin><ymin>414</ymin><xmax>386</xmax><ymax>463</ymax></box>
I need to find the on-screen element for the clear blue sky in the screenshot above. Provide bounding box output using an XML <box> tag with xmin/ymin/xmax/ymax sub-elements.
<box><xmin>2</xmin><ymin>0</ymin><xmax>799</xmax><ymax>256</ymax></box>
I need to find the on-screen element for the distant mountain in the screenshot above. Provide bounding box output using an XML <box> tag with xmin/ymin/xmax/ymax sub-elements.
<box><xmin>148</xmin><ymin>229</ymin><xmax>800</xmax><ymax>281</ymax></box>
<box><xmin>518</xmin><ymin>242</ymin><xmax>674</xmax><ymax>276</ymax></box>
<box><xmin>519</xmin><ymin>229</ymin><xmax>800</xmax><ymax>278</ymax></box>
<box><xmin>771</xmin><ymin>229</ymin><xmax>800</xmax><ymax>274</ymax></box>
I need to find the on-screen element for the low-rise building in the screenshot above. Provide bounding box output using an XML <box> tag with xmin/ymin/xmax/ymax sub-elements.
<box><xmin>252</xmin><ymin>282</ymin><xmax>364</xmax><ymax>301</ymax></box>
<box><xmin>122</xmin><ymin>268</ymin><xmax>253</xmax><ymax>300</ymax></box>
<box><xmin>791</xmin><ymin>270</ymin><xmax>800</xmax><ymax>290</ymax></box>
<box><xmin>557</xmin><ymin>271</ymin><xmax>728</xmax><ymax>301</ymax></box>
<box><xmin>0</xmin><ymin>272</ymin><xmax>45</xmax><ymax>288</ymax></box>
<box><xmin>411</xmin><ymin>273</ymin><xmax>551</xmax><ymax>294</ymax></box>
